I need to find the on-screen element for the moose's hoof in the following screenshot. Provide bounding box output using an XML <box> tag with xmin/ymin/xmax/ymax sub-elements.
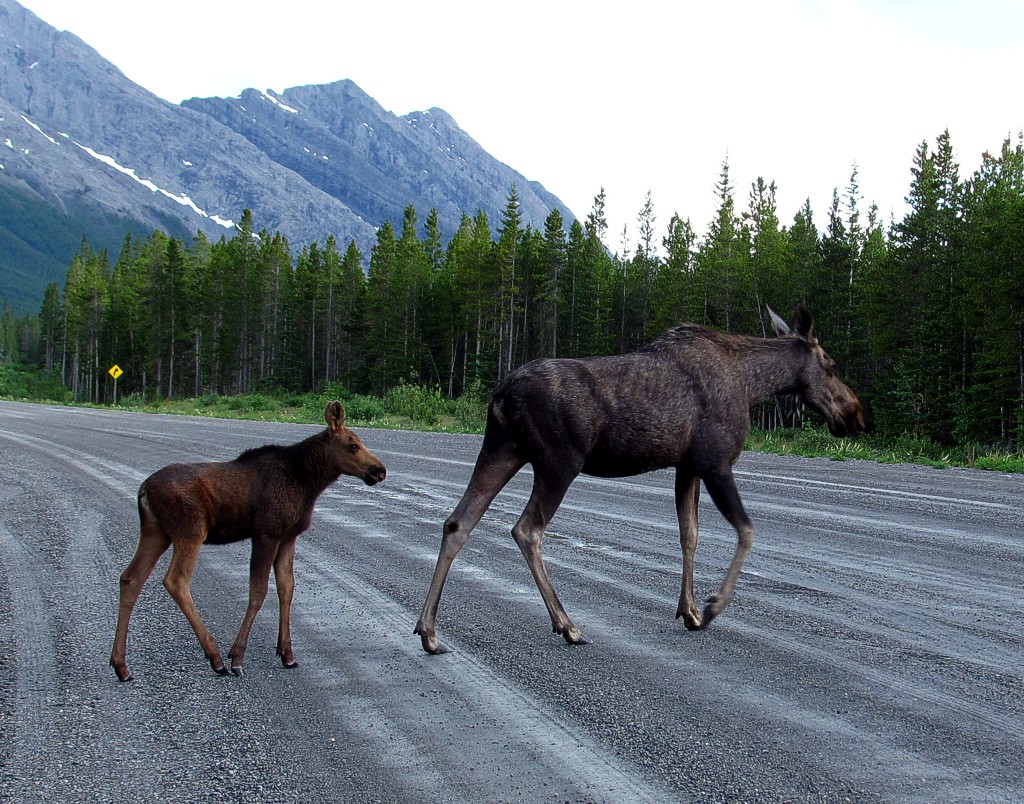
<box><xmin>416</xmin><ymin>629</ymin><xmax>448</xmax><ymax>655</ymax></box>
<box><xmin>210</xmin><ymin>657</ymin><xmax>230</xmax><ymax>676</ymax></box>
<box><xmin>230</xmin><ymin>665</ymin><xmax>244</xmax><ymax>677</ymax></box>
<box><xmin>110</xmin><ymin>658</ymin><xmax>134</xmax><ymax>682</ymax></box>
<box><xmin>682</xmin><ymin>614</ymin><xmax>703</xmax><ymax>631</ymax></box>
<box><xmin>277</xmin><ymin>651</ymin><xmax>299</xmax><ymax>669</ymax></box>
<box><xmin>560</xmin><ymin>625</ymin><xmax>590</xmax><ymax>646</ymax></box>
<box><xmin>700</xmin><ymin>595</ymin><xmax>723</xmax><ymax>630</ymax></box>
<box><xmin>677</xmin><ymin>603</ymin><xmax>703</xmax><ymax>630</ymax></box>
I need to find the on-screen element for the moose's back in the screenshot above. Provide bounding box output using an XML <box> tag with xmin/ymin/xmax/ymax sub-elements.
<box><xmin>140</xmin><ymin>454</ymin><xmax>312</xmax><ymax>546</ymax></box>
<box><xmin>490</xmin><ymin>330</ymin><xmax>751</xmax><ymax>479</ymax></box>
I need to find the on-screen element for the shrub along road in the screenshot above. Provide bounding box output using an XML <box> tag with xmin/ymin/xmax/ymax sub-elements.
<box><xmin>0</xmin><ymin>400</ymin><xmax>1021</xmax><ymax>802</ymax></box>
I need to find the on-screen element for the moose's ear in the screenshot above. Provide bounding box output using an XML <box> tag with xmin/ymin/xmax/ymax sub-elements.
<box><xmin>324</xmin><ymin>400</ymin><xmax>346</xmax><ymax>430</ymax></box>
<box><xmin>792</xmin><ymin>305</ymin><xmax>818</xmax><ymax>345</ymax></box>
<box><xmin>766</xmin><ymin>306</ymin><xmax>791</xmax><ymax>336</ymax></box>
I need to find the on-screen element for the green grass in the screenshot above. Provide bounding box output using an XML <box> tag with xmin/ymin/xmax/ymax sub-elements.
<box><xmin>106</xmin><ymin>383</ymin><xmax>491</xmax><ymax>435</ymax></box>
<box><xmin>746</xmin><ymin>426</ymin><xmax>1024</xmax><ymax>472</ymax></box>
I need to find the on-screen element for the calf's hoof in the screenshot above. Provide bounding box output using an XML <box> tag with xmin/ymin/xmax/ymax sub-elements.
<box><xmin>277</xmin><ymin>650</ymin><xmax>299</xmax><ymax>669</ymax></box>
<box><xmin>209</xmin><ymin>656</ymin><xmax>230</xmax><ymax>676</ymax></box>
<box><xmin>231</xmin><ymin>665</ymin><xmax>244</xmax><ymax>677</ymax></box>
<box><xmin>110</xmin><ymin>659</ymin><xmax>134</xmax><ymax>682</ymax></box>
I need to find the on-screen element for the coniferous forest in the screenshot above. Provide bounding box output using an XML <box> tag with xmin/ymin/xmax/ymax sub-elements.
<box><xmin>2</xmin><ymin>131</ymin><xmax>1022</xmax><ymax>450</ymax></box>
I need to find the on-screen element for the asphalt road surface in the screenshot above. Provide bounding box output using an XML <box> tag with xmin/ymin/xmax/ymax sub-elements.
<box><xmin>0</xmin><ymin>400</ymin><xmax>1021</xmax><ymax>803</ymax></box>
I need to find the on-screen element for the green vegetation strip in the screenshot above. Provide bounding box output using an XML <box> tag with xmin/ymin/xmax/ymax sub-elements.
<box><xmin>2</xmin><ymin>367</ymin><xmax>1020</xmax><ymax>472</ymax></box>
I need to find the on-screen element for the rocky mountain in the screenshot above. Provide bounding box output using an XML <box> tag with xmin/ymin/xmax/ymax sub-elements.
<box><xmin>0</xmin><ymin>0</ymin><xmax>575</xmax><ymax>311</ymax></box>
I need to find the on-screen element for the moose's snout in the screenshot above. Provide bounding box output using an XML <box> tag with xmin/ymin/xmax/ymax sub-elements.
<box><xmin>365</xmin><ymin>464</ymin><xmax>387</xmax><ymax>486</ymax></box>
<box><xmin>828</xmin><ymin>398</ymin><xmax>865</xmax><ymax>438</ymax></box>
<box><xmin>822</xmin><ymin>376</ymin><xmax>865</xmax><ymax>438</ymax></box>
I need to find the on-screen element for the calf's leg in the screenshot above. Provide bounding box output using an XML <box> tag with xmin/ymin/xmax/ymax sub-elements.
<box><xmin>228</xmin><ymin>536</ymin><xmax>277</xmax><ymax>675</ymax></box>
<box><xmin>109</xmin><ymin>515</ymin><xmax>171</xmax><ymax>681</ymax></box>
<box><xmin>273</xmin><ymin>537</ymin><xmax>299</xmax><ymax>669</ymax></box>
<box><xmin>415</xmin><ymin>444</ymin><xmax>523</xmax><ymax>654</ymax></box>
<box><xmin>673</xmin><ymin>470</ymin><xmax>703</xmax><ymax>630</ymax></box>
<box><xmin>699</xmin><ymin>468</ymin><xmax>755</xmax><ymax>628</ymax></box>
<box><xmin>162</xmin><ymin>536</ymin><xmax>228</xmax><ymax>675</ymax></box>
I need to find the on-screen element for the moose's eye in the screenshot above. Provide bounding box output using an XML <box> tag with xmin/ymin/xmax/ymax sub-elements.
<box><xmin>348</xmin><ymin>443</ymin><xmax>360</xmax><ymax>454</ymax></box>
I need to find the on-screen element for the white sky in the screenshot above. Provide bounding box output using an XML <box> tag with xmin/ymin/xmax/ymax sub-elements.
<box><xmin>18</xmin><ymin>0</ymin><xmax>1024</xmax><ymax>251</ymax></box>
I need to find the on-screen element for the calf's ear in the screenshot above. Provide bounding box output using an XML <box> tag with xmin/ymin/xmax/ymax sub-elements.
<box><xmin>324</xmin><ymin>400</ymin><xmax>346</xmax><ymax>430</ymax></box>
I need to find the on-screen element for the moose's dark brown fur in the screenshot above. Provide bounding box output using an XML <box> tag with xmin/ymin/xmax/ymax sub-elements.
<box><xmin>110</xmin><ymin>401</ymin><xmax>386</xmax><ymax>681</ymax></box>
<box><xmin>415</xmin><ymin>306</ymin><xmax>863</xmax><ymax>653</ymax></box>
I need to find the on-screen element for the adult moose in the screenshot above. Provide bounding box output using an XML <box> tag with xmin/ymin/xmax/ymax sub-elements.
<box><xmin>415</xmin><ymin>306</ymin><xmax>863</xmax><ymax>654</ymax></box>
<box><xmin>110</xmin><ymin>401</ymin><xmax>386</xmax><ymax>681</ymax></box>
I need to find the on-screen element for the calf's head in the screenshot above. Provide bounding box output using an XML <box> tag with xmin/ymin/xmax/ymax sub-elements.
<box><xmin>770</xmin><ymin>306</ymin><xmax>865</xmax><ymax>438</ymax></box>
<box><xmin>324</xmin><ymin>401</ymin><xmax>387</xmax><ymax>485</ymax></box>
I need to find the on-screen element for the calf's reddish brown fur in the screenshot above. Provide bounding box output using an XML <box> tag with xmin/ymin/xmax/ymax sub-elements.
<box><xmin>110</xmin><ymin>401</ymin><xmax>386</xmax><ymax>681</ymax></box>
<box><xmin>415</xmin><ymin>306</ymin><xmax>863</xmax><ymax>654</ymax></box>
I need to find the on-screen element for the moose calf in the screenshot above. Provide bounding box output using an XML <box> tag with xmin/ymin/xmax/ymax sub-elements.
<box><xmin>110</xmin><ymin>401</ymin><xmax>386</xmax><ymax>681</ymax></box>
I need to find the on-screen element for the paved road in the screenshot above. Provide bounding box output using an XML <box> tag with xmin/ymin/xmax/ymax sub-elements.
<box><xmin>0</xmin><ymin>400</ymin><xmax>1021</xmax><ymax>802</ymax></box>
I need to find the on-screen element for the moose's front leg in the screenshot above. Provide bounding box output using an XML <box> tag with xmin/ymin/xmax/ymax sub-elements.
<box><xmin>273</xmin><ymin>537</ymin><xmax>299</xmax><ymax>669</ymax></box>
<box><xmin>229</xmin><ymin>537</ymin><xmax>276</xmax><ymax>676</ymax></box>
<box><xmin>673</xmin><ymin>471</ymin><xmax>703</xmax><ymax>630</ymax></box>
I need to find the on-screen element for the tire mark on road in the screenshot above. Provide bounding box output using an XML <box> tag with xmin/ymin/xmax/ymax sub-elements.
<box><xmin>0</xmin><ymin>522</ymin><xmax>57</xmax><ymax>792</ymax></box>
<box><xmin>0</xmin><ymin>429</ymin><xmax>143</xmax><ymax>500</ymax></box>
<box><xmin>297</xmin><ymin>541</ymin><xmax>673</xmax><ymax>803</ymax></box>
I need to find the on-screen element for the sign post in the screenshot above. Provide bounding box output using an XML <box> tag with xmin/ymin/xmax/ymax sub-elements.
<box><xmin>108</xmin><ymin>364</ymin><xmax>123</xmax><ymax>405</ymax></box>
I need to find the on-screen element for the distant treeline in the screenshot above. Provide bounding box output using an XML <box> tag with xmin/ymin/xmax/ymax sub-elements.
<box><xmin>2</xmin><ymin>130</ymin><xmax>1022</xmax><ymax>448</ymax></box>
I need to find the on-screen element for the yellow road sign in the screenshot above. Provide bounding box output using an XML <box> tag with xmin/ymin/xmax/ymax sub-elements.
<box><xmin>109</xmin><ymin>364</ymin><xmax>123</xmax><ymax>379</ymax></box>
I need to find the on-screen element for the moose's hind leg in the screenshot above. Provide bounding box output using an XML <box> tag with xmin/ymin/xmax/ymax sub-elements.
<box><xmin>415</xmin><ymin>444</ymin><xmax>523</xmax><ymax>654</ymax></box>
<box><xmin>511</xmin><ymin>469</ymin><xmax>587</xmax><ymax>646</ymax></box>
<box><xmin>673</xmin><ymin>470</ymin><xmax>703</xmax><ymax>631</ymax></box>
<box><xmin>162</xmin><ymin>538</ymin><xmax>228</xmax><ymax>675</ymax></box>
<box><xmin>699</xmin><ymin>469</ymin><xmax>755</xmax><ymax>629</ymax></box>
<box><xmin>109</xmin><ymin>516</ymin><xmax>171</xmax><ymax>681</ymax></box>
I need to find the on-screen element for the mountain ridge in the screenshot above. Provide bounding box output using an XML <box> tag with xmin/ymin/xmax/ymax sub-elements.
<box><xmin>0</xmin><ymin>0</ymin><xmax>575</xmax><ymax>311</ymax></box>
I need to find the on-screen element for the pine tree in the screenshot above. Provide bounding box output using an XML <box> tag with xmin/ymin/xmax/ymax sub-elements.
<box><xmin>365</xmin><ymin>221</ymin><xmax>400</xmax><ymax>392</ymax></box>
<box><xmin>336</xmin><ymin>238</ymin><xmax>367</xmax><ymax>391</ymax></box>
<box><xmin>495</xmin><ymin>187</ymin><xmax>524</xmax><ymax>379</ymax></box>
<box><xmin>62</xmin><ymin>238</ymin><xmax>109</xmax><ymax>401</ymax></box>
<box><xmin>881</xmin><ymin>133</ymin><xmax>965</xmax><ymax>440</ymax></box>
<box><xmin>819</xmin><ymin>189</ymin><xmax>854</xmax><ymax>358</ymax></box>
<box><xmin>537</xmin><ymin>208</ymin><xmax>567</xmax><ymax>356</ymax></box>
<box><xmin>648</xmin><ymin>212</ymin><xmax>696</xmax><ymax>338</ymax></box>
<box><xmin>294</xmin><ymin>241</ymin><xmax>325</xmax><ymax>390</ymax></box>
<box><xmin>787</xmin><ymin>199</ymin><xmax>823</xmax><ymax>309</ymax></box>
<box><xmin>0</xmin><ymin>300</ymin><xmax>17</xmax><ymax>364</ymax></box>
<box><xmin>961</xmin><ymin>136</ymin><xmax>1024</xmax><ymax>444</ymax></box>
<box><xmin>744</xmin><ymin>178</ymin><xmax>789</xmax><ymax>333</ymax></box>
<box><xmin>39</xmin><ymin>282</ymin><xmax>62</xmax><ymax>373</ymax></box>
<box><xmin>698</xmin><ymin>157</ymin><xmax>750</xmax><ymax>330</ymax></box>
<box><xmin>575</xmin><ymin>190</ymin><xmax>614</xmax><ymax>356</ymax></box>
<box><xmin>616</xmin><ymin>192</ymin><xmax>658</xmax><ymax>352</ymax></box>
